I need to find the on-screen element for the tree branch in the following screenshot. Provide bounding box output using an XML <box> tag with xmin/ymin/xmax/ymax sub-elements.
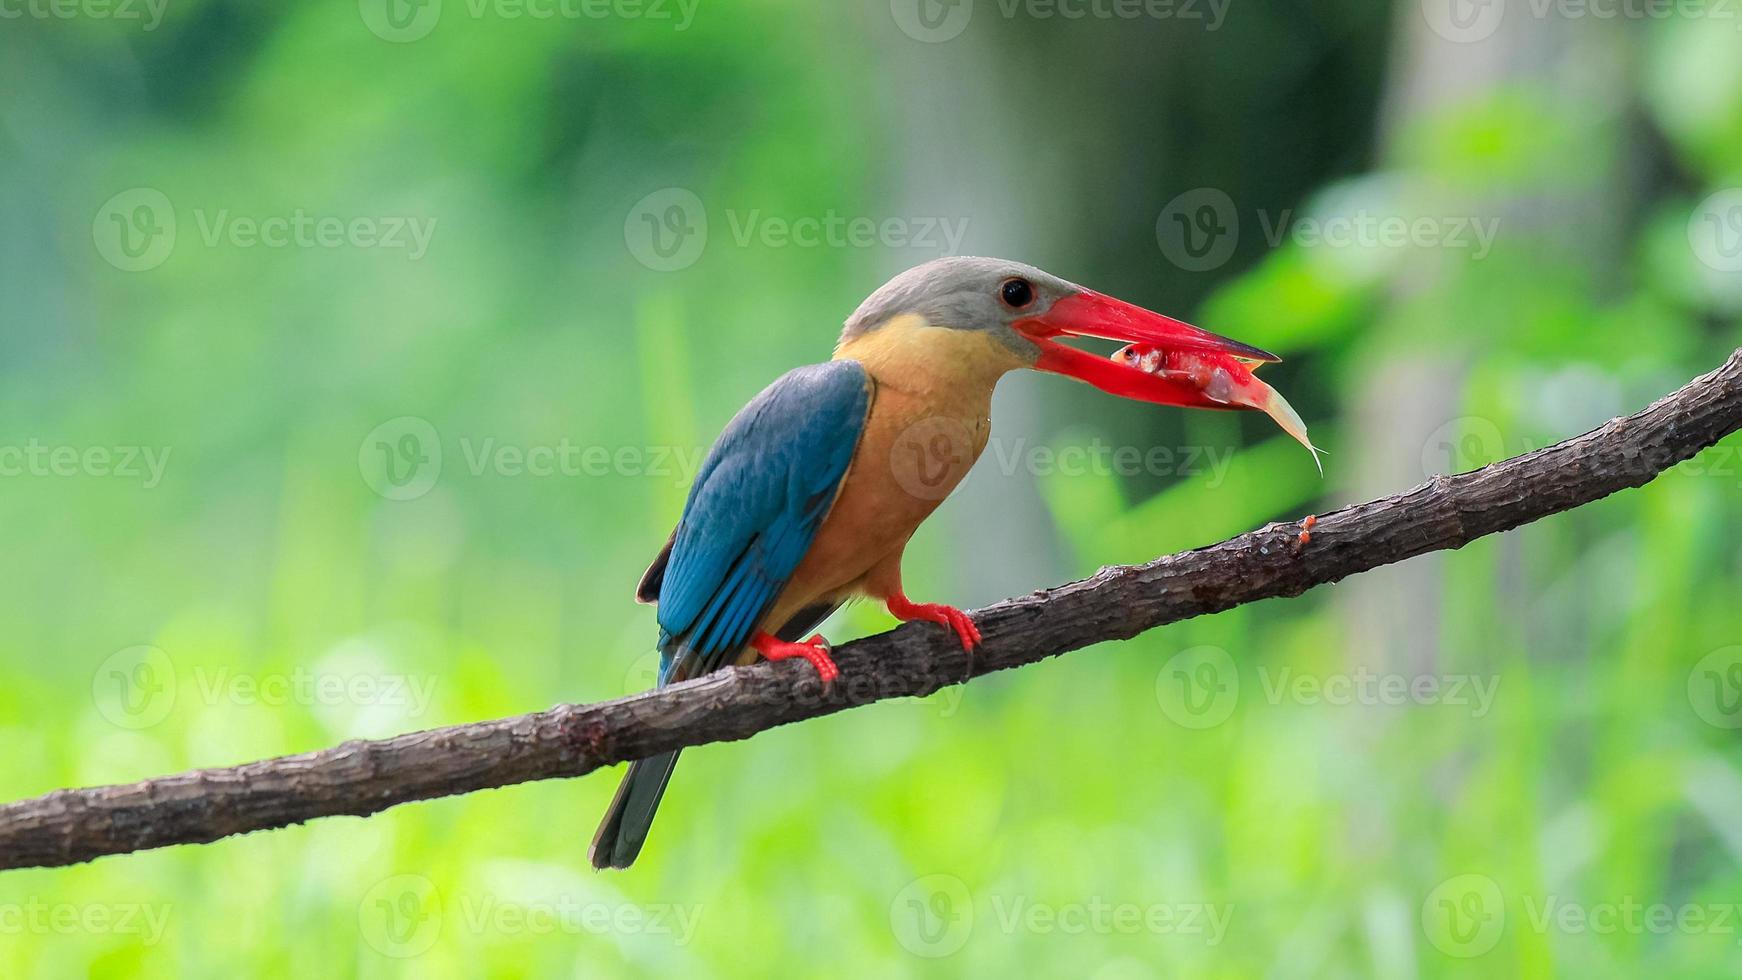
<box><xmin>6</xmin><ymin>350</ymin><xmax>1742</xmax><ymax>872</ymax></box>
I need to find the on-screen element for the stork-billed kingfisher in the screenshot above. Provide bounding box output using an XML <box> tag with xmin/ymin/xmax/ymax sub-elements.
<box><xmin>591</xmin><ymin>256</ymin><xmax>1315</xmax><ymax>869</ymax></box>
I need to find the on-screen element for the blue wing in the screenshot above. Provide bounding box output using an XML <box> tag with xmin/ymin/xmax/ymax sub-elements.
<box><xmin>651</xmin><ymin>360</ymin><xmax>872</xmax><ymax>684</ymax></box>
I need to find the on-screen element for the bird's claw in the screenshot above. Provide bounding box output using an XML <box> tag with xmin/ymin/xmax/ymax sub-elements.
<box><xmin>940</xmin><ymin>607</ymin><xmax>982</xmax><ymax>652</ymax></box>
<box><xmin>752</xmin><ymin>632</ymin><xmax>839</xmax><ymax>685</ymax></box>
<box><xmin>886</xmin><ymin>594</ymin><xmax>981</xmax><ymax>653</ymax></box>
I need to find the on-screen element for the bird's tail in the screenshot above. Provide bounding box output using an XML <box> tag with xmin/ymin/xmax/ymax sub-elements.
<box><xmin>589</xmin><ymin>749</ymin><xmax>680</xmax><ymax>870</ymax></box>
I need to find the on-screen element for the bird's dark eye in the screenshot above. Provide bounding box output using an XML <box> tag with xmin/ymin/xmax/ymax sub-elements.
<box><xmin>999</xmin><ymin>277</ymin><xmax>1035</xmax><ymax>309</ymax></box>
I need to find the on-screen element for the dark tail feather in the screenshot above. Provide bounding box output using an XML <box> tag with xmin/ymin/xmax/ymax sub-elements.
<box><xmin>589</xmin><ymin>750</ymin><xmax>680</xmax><ymax>870</ymax></box>
<box><xmin>590</xmin><ymin>606</ymin><xmax>831</xmax><ymax>869</ymax></box>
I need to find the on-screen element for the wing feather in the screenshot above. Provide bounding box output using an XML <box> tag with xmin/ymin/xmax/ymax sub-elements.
<box><xmin>653</xmin><ymin>361</ymin><xmax>871</xmax><ymax>683</ymax></box>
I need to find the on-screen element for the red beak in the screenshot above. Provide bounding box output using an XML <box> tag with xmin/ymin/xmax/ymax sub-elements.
<box><xmin>1013</xmin><ymin>290</ymin><xmax>1278</xmax><ymax>408</ymax></box>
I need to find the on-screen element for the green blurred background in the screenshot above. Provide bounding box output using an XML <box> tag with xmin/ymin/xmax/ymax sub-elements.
<box><xmin>4</xmin><ymin>0</ymin><xmax>1742</xmax><ymax>975</ymax></box>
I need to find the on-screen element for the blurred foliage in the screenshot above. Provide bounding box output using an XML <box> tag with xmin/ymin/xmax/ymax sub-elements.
<box><xmin>2</xmin><ymin>2</ymin><xmax>1742</xmax><ymax>977</ymax></box>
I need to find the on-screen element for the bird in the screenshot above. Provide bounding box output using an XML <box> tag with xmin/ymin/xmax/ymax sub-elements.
<box><xmin>590</xmin><ymin>256</ymin><xmax>1313</xmax><ymax>869</ymax></box>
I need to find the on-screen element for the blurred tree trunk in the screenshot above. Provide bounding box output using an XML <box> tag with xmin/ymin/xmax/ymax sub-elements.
<box><xmin>1340</xmin><ymin>12</ymin><xmax>1634</xmax><ymax>675</ymax></box>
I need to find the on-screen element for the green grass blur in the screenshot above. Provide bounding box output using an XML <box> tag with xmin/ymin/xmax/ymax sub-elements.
<box><xmin>3</xmin><ymin>2</ymin><xmax>1742</xmax><ymax>976</ymax></box>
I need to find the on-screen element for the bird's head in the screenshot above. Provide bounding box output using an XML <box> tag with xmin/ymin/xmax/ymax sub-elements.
<box><xmin>839</xmin><ymin>255</ymin><xmax>1278</xmax><ymax>407</ymax></box>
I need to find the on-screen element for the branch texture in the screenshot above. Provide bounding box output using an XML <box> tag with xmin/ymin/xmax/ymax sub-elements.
<box><xmin>6</xmin><ymin>349</ymin><xmax>1742</xmax><ymax>871</ymax></box>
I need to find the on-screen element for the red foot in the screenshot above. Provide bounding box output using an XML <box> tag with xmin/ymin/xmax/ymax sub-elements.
<box><xmin>751</xmin><ymin>632</ymin><xmax>839</xmax><ymax>684</ymax></box>
<box><xmin>1293</xmin><ymin>514</ymin><xmax>1317</xmax><ymax>554</ymax></box>
<box><xmin>886</xmin><ymin>592</ymin><xmax>981</xmax><ymax>652</ymax></box>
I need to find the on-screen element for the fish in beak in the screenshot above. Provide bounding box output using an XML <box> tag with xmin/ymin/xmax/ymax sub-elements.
<box><xmin>1013</xmin><ymin>290</ymin><xmax>1325</xmax><ymax>472</ymax></box>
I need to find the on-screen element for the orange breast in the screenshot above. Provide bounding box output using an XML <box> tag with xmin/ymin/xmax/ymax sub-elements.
<box><xmin>755</xmin><ymin>316</ymin><xmax>1023</xmax><ymax>635</ymax></box>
